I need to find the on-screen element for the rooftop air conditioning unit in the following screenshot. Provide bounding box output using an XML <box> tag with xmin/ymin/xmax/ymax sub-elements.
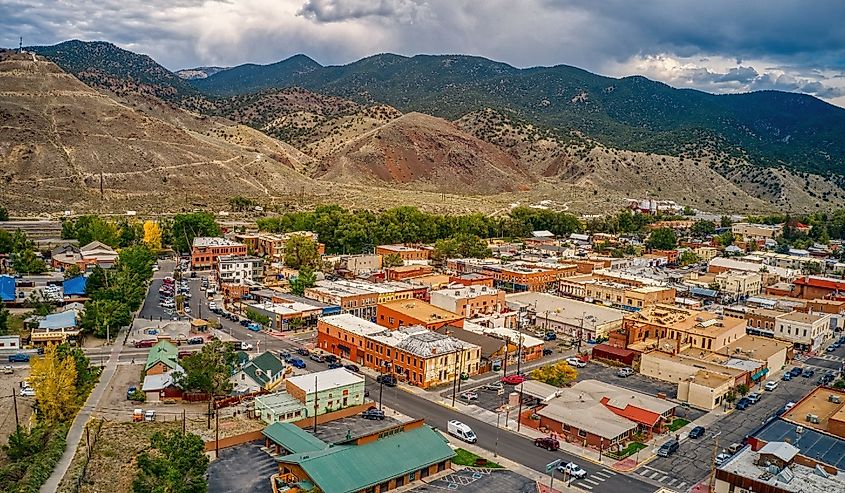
<box><xmin>806</xmin><ymin>414</ymin><xmax>820</xmax><ymax>424</ymax></box>
<box><xmin>796</xmin><ymin>426</ymin><xmax>804</xmax><ymax>434</ymax></box>
<box><xmin>829</xmin><ymin>394</ymin><xmax>842</xmax><ymax>404</ymax></box>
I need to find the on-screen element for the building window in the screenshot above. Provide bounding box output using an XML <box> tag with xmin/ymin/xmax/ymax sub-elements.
<box><xmin>563</xmin><ymin>424</ymin><xmax>571</xmax><ymax>431</ymax></box>
<box><xmin>578</xmin><ymin>429</ymin><xmax>587</xmax><ymax>438</ymax></box>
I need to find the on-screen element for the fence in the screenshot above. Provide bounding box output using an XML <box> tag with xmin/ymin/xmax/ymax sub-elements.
<box><xmin>65</xmin><ymin>418</ymin><xmax>105</xmax><ymax>493</ymax></box>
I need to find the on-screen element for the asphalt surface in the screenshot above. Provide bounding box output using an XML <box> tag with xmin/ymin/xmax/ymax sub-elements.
<box><xmin>411</xmin><ymin>469</ymin><xmax>537</xmax><ymax>493</ymax></box>
<box><xmin>207</xmin><ymin>441</ymin><xmax>275</xmax><ymax>493</ymax></box>
<box><xmin>643</xmin><ymin>366</ymin><xmax>820</xmax><ymax>492</ymax></box>
<box><xmin>132</xmin><ymin>265</ymin><xmax>660</xmax><ymax>493</ymax></box>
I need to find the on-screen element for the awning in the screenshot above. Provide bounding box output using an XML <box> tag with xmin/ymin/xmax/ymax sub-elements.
<box><xmin>751</xmin><ymin>368</ymin><xmax>769</xmax><ymax>381</ymax></box>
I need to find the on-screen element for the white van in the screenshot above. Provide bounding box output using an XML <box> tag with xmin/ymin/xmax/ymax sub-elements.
<box><xmin>447</xmin><ymin>420</ymin><xmax>477</xmax><ymax>443</ymax></box>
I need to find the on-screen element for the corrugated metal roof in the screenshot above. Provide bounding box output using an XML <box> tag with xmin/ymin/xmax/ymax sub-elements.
<box><xmin>276</xmin><ymin>425</ymin><xmax>453</xmax><ymax>493</ymax></box>
<box><xmin>263</xmin><ymin>422</ymin><xmax>327</xmax><ymax>454</ymax></box>
<box><xmin>0</xmin><ymin>275</ymin><xmax>14</xmax><ymax>302</ymax></box>
<box><xmin>38</xmin><ymin>310</ymin><xmax>78</xmax><ymax>329</ymax></box>
<box><xmin>145</xmin><ymin>341</ymin><xmax>179</xmax><ymax>371</ymax></box>
<box><xmin>62</xmin><ymin>275</ymin><xmax>87</xmax><ymax>296</ymax></box>
<box><xmin>755</xmin><ymin>419</ymin><xmax>845</xmax><ymax>470</ymax></box>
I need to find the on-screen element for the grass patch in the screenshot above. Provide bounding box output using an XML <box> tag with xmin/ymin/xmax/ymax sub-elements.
<box><xmin>668</xmin><ymin>418</ymin><xmax>690</xmax><ymax>432</ymax></box>
<box><xmin>453</xmin><ymin>448</ymin><xmax>502</xmax><ymax>469</ymax></box>
<box><xmin>605</xmin><ymin>441</ymin><xmax>646</xmax><ymax>460</ymax></box>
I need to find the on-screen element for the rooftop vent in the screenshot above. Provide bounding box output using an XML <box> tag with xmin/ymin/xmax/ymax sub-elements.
<box><xmin>806</xmin><ymin>414</ymin><xmax>820</xmax><ymax>424</ymax></box>
<box><xmin>828</xmin><ymin>394</ymin><xmax>842</xmax><ymax>404</ymax></box>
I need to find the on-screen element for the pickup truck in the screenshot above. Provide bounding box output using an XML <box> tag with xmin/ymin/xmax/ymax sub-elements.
<box><xmin>8</xmin><ymin>353</ymin><xmax>30</xmax><ymax>363</ymax></box>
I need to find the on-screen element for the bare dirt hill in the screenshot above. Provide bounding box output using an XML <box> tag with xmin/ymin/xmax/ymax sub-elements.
<box><xmin>312</xmin><ymin>112</ymin><xmax>535</xmax><ymax>194</ymax></box>
<box><xmin>0</xmin><ymin>53</ymin><xmax>313</xmax><ymax>213</ymax></box>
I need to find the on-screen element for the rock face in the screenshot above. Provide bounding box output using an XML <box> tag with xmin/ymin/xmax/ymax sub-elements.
<box><xmin>312</xmin><ymin>112</ymin><xmax>535</xmax><ymax>194</ymax></box>
<box><xmin>0</xmin><ymin>52</ymin><xmax>312</xmax><ymax>212</ymax></box>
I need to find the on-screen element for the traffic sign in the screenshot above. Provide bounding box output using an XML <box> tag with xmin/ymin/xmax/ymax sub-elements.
<box><xmin>546</xmin><ymin>459</ymin><xmax>562</xmax><ymax>472</ymax></box>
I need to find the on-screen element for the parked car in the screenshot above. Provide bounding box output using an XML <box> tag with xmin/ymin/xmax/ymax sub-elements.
<box><xmin>247</xmin><ymin>323</ymin><xmax>261</xmax><ymax>332</ymax></box>
<box><xmin>715</xmin><ymin>453</ymin><xmax>732</xmax><ymax>466</ymax></box>
<box><xmin>482</xmin><ymin>382</ymin><xmax>504</xmax><ymax>392</ymax></box>
<box><xmin>764</xmin><ymin>380</ymin><xmax>779</xmax><ymax>391</ymax></box>
<box><xmin>534</xmin><ymin>437</ymin><xmax>560</xmax><ymax>451</ymax></box>
<box><xmin>178</xmin><ymin>350</ymin><xmax>193</xmax><ymax>359</ymax></box>
<box><xmin>208</xmin><ymin>302</ymin><xmax>217</xmax><ymax>310</ymax></box>
<box><xmin>239</xmin><ymin>319</ymin><xmax>250</xmax><ymax>327</ymax></box>
<box><xmin>327</xmin><ymin>362</ymin><xmax>343</xmax><ymax>369</ymax></box>
<box><xmin>781</xmin><ymin>372</ymin><xmax>792</xmax><ymax>381</ymax></box>
<box><xmin>802</xmin><ymin>368</ymin><xmax>815</xmax><ymax>378</ymax></box>
<box><xmin>827</xmin><ymin>345</ymin><xmax>837</xmax><ymax>353</ymax></box>
<box><xmin>20</xmin><ymin>387</ymin><xmax>35</xmax><ymax>397</ymax></box>
<box><xmin>3</xmin><ymin>365</ymin><xmax>13</xmax><ymax>375</ymax></box>
<box><xmin>377</xmin><ymin>374</ymin><xmax>397</xmax><ymax>387</ymax></box>
<box><xmin>309</xmin><ymin>353</ymin><xmax>325</xmax><ymax>363</ymax></box>
<box><xmin>542</xmin><ymin>348</ymin><xmax>554</xmax><ymax>356</ymax></box>
<box><xmin>289</xmin><ymin>358</ymin><xmax>307</xmax><ymax>369</ymax></box>
<box><xmin>323</xmin><ymin>354</ymin><xmax>338</xmax><ymax>364</ymax></box>
<box><xmin>565</xmin><ymin>357</ymin><xmax>587</xmax><ymax>368</ymax></box>
<box><xmin>187</xmin><ymin>337</ymin><xmax>204</xmax><ymax>345</ymax></box>
<box><xmin>501</xmin><ymin>374</ymin><xmax>526</xmax><ymax>385</ymax></box>
<box><xmin>126</xmin><ymin>386</ymin><xmax>137</xmax><ymax>400</ymax></box>
<box><xmin>747</xmin><ymin>392</ymin><xmax>761</xmax><ymax>404</ymax></box>
<box><xmin>785</xmin><ymin>401</ymin><xmax>796</xmax><ymax>411</ymax></box>
<box><xmin>735</xmin><ymin>397</ymin><xmax>751</xmax><ymax>410</ymax></box>
<box><xmin>460</xmin><ymin>391</ymin><xmax>478</xmax><ymax>401</ymax></box>
<box><xmin>543</xmin><ymin>332</ymin><xmax>557</xmax><ymax>341</ymax></box>
<box><xmin>789</xmin><ymin>367</ymin><xmax>803</xmax><ymax>377</ymax></box>
<box><xmin>558</xmin><ymin>462</ymin><xmax>587</xmax><ymax>478</ymax></box>
<box><xmin>688</xmin><ymin>426</ymin><xmax>706</xmax><ymax>439</ymax></box>
<box><xmin>8</xmin><ymin>353</ymin><xmax>30</xmax><ymax>363</ymax></box>
<box><xmin>657</xmin><ymin>440</ymin><xmax>680</xmax><ymax>457</ymax></box>
<box><xmin>617</xmin><ymin>367</ymin><xmax>634</xmax><ymax>378</ymax></box>
<box><xmin>144</xmin><ymin>410</ymin><xmax>156</xmax><ymax>422</ymax></box>
<box><xmin>279</xmin><ymin>351</ymin><xmax>291</xmax><ymax>361</ymax></box>
<box><xmin>296</xmin><ymin>348</ymin><xmax>310</xmax><ymax>357</ymax></box>
<box><xmin>134</xmin><ymin>339</ymin><xmax>157</xmax><ymax>348</ymax></box>
<box><xmin>344</xmin><ymin>364</ymin><xmax>360</xmax><ymax>373</ymax></box>
<box><xmin>361</xmin><ymin>408</ymin><xmax>385</xmax><ymax>420</ymax></box>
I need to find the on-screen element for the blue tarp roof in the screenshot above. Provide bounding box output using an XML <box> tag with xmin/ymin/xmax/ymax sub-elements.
<box><xmin>62</xmin><ymin>275</ymin><xmax>87</xmax><ymax>296</ymax></box>
<box><xmin>755</xmin><ymin>418</ymin><xmax>845</xmax><ymax>471</ymax></box>
<box><xmin>38</xmin><ymin>310</ymin><xmax>78</xmax><ymax>330</ymax></box>
<box><xmin>690</xmin><ymin>287</ymin><xmax>719</xmax><ymax>298</ymax></box>
<box><xmin>0</xmin><ymin>275</ymin><xmax>15</xmax><ymax>302</ymax></box>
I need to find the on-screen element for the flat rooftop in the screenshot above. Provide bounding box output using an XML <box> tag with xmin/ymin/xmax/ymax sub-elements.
<box><xmin>378</xmin><ymin>244</ymin><xmax>429</xmax><ymax>252</ymax></box>
<box><xmin>310</xmin><ymin>414</ymin><xmax>413</xmax><ymax>445</ymax></box>
<box><xmin>286</xmin><ymin>368</ymin><xmax>364</xmax><ymax>393</ymax></box>
<box><xmin>192</xmin><ymin>237</ymin><xmax>245</xmax><ymax>248</ymax></box>
<box><xmin>378</xmin><ymin>299</ymin><xmax>464</xmax><ymax>323</ymax></box>
<box><xmin>719</xmin><ymin>443</ymin><xmax>845</xmax><ymax>492</ymax></box>
<box><xmin>782</xmin><ymin>387</ymin><xmax>845</xmax><ymax>435</ymax></box>
<box><xmin>506</xmin><ymin>292</ymin><xmax>624</xmax><ymax>326</ymax></box>
<box><xmin>778</xmin><ymin>311</ymin><xmax>828</xmax><ymax>324</ymax></box>
<box><xmin>754</xmin><ymin>418</ymin><xmax>845</xmax><ymax>470</ymax></box>
<box><xmin>624</xmin><ymin>304</ymin><xmax>746</xmax><ymax>337</ymax></box>
<box><xmin>723</xmin><ymin>335</ymin><xmax>792</xmax><ymax>361</ymax></box>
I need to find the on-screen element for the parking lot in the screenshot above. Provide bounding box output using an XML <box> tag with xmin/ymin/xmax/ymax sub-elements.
<box><xmin>642</xmin><ymin>368</ymin><xmax>819</xmax><ymax>492</ymax></box>
<box><xmin>207</xmin><ymin>441</ymin><xmax>275</xmax><ymax>493</ymax></box>
<box><xmin>411</xmin><ymin>468</ymin><xmax>536</xmax><ymax>493</ymax></box>
<box><xmin>0</xmin><ymin>366</ymin><xmax>33</xmax><ymax>455</ymax></box>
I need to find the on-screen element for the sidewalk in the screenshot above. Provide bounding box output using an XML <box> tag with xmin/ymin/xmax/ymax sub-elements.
<box><xmin>40</xmin><ymin>329</ymin><xmax>127</xmax><ymax>493</ymax></box>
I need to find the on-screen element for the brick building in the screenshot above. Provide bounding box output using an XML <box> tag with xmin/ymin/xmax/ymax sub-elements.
<box><xmin>191</xmin><ymin>237</ymin><xmax>247</xmax><ymax>270</ymax></box>
<box><xmin>376</xmin><ymin>299</ymin><xmax>465</xmax><ymax>330</ymax></box>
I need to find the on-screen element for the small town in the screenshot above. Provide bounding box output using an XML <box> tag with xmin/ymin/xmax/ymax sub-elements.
<box><xmin>2</xmin><ymin>205</ymin><xmax>845</xmax><ymax>493</ymax></box>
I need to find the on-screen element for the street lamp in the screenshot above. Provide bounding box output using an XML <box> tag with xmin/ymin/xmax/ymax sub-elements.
<box><xmin>378</xmin><ymin>361</ymin><xmax>391</xmax><ymax>411</ymax></box>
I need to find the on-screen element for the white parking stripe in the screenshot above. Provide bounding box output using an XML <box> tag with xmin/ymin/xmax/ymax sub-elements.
<box><xmin>601</xmin><ymin>469</ymin><xmax>617</xmax><ymax>476</ymax></box>
<box><xmin>593</xmin><ymin>471</ymin><xmax>613</xmax><ymax>478</ymax></box>
<box><xmin>678</xmin><ymin>482</ymin><xmax>687</xmax><ymax>489</ymax></box>
<box><xmin>667</xmin><ymin>478</ymin><xmax>678</xmax><ymax>485</ymax></box>
<box><xmin>659</xmin><ymin>475</ymin><xmax>670</xmax><ymax>482</ymax></box>
<box><xmin>579</xmin><ymin>485</ymin><xmax>593</xmax><ymax>490</ymax></box>
<box><xmin>650</xmin><ymin>472</ymin><xmax>662</xmax><ymax>479</ymax></box>
<box><xmin>589</xmin><ymin>475</ymin><xmax>606</xmax><ymax>482</ymax></box>
<box><xmin>584</xmin><ymin>478</ymin><xmax>600</xmax><ymax>486</ymax></box>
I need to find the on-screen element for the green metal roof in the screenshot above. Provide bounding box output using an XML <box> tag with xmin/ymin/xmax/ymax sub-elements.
<box><xmin>242</xmin><ymin>351</ymin><xmax>286</xmax><ymax>387</ymax></box>
<box><xmin>276</xmin><ymin>425</ymin><xmax>454</xmax><ymax>493</ymax></box>
<box><xmin>263</xmin><ymin>423</ymin><xmax>327</xmax><ymax>454</ymax></box>
<box><xmin>145</xmin><ymin>340</ymin><xmax>179</xmax><ymax>372</ymax></box>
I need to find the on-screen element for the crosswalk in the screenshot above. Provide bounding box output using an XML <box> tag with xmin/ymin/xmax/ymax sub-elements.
<box><xmin>637</xmin><ymin>465</ymin><xmax>687</xmax><ymax>491</ymax></box>
<box><xmin>570</xmin><ymin>468</ymin><xmax>617</xmax><ymax>490</ymax></box>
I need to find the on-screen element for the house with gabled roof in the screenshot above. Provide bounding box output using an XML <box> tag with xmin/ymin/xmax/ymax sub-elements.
<box><xmin>80</xmin><ymin>241</ymin><xmax>118</xmax><ymax>269</ymax></box>
<box><xmin>231</xmin><ymin>351</ymin><xmax>287</xmax><ymax>393</ymax></box>
<box><xmin>144</xmin><ymin>340</ymin><xmax>182</xmax><ymax>375</ymax></box>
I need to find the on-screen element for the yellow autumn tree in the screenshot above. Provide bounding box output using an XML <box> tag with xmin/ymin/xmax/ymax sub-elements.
<box><xmin>143</xmin><ymin>220</ymin><xmax>162</xmax><ymax>250</ymax></box>
<box><xmin>29</xmin><ymin>344</ymin><xmax>78</xmax><ymax>422</ymax></box>
<box><xmin>530</xmin><ymin>361</ymin><xmax>579</xmax><ymax>387</ymax></box>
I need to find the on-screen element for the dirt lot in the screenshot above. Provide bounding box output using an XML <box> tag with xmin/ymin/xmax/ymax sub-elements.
<box><xmin>0</xmin><ymin>366</ymin><xmax>33</xmax><ymax>464</ymax></box>
<box><xmin>96</xmin><ymin>364</ymin><xmax>211</xmax><ymax>422</ymax></box>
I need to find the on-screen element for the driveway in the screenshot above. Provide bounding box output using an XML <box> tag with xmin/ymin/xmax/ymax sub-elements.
<box><xmin>411</xmin><ymin>468</ymin><xmax>537</xmax><ymax>493</ymax></box>
<box><xmin>208</xmin><ymin>441</ymin><xmax>275</xmax><ymax>493</ymax></box>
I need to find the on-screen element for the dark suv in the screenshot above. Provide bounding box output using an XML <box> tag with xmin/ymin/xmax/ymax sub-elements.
<box><xmin>657</xmin><ymin>440</ymin><xmax>679</xmax><ymax>457</ymax></box>
<box><xmin>377</xmin><ymin>375</ymin><xmax>397</xmax><ymax>387</ymax></box>
<box><xmin>688</xmin><ymin>426</ymin><xmax>706</xmax><ymax>439</ymax></box>
<box><xmin>534</xmin><ymin>437</ymin><xmax>560</xmax><ymax>451</ymax></box>
<box><xmin>361</xmin><ymin>408</ymin><xmax>386</xmax><ymax>420</ymax></box>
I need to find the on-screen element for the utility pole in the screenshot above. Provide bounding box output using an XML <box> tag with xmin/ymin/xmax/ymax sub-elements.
<box><xmin>12</xmin><ymin>389</ymin><xmax>19</xmax><ymax>428</ymax></box>
<box><xmin>494</xmin><ymin>411</ymin><xmax>501</xmax><ymax>457</ymax></box>
<box><xmin>313</xmin><ymin>373</ymin><xmax>318</xmax><ymax>432</ymax></box>
<box><xmin>215</xmin><ymin>407</ymin><xmax>219</xmax><ymax>458</ymax></box>
<box><xmin>517</xmin><ymin>381</ymin><xmax>524</xmax><ymax>431</ymax></box>
<box><xmin>709</xmin><ymin>435</ymin><xmax>720</xmax><ymax>492</ymax></box>
<box><xmin>451</xmin><ymin>349</ymin><xmax>460</xmax><ymax>407</ymax></box>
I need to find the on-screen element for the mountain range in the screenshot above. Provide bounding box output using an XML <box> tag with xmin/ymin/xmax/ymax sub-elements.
<box><xmin>8</xmin><ymin>39</ymin><xmax>845</xmax><ymax>213</ymax></box>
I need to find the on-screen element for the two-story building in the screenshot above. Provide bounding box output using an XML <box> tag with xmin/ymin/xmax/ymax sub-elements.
<box><xmin>429</xmin><ymin>284</ymin><xmax>505</xmax><ymax>318</ymax></box>
<box><xmin>217</xmin><ymin>255</ymin><xmax>264</xmax><ymax>284</ymax></box>
<box><xmin>773</xmin><ymin>311</ymin><xmax>832</xmax><ymax>351</ymax></box>
<box><xmin>376</xmin><ymin>299</ymin><xmax>465</xmax><ymax>330</ymax></box>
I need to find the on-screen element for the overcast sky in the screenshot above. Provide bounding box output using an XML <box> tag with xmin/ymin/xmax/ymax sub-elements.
<box><xmin>4</xmin><ymin>0</ymin><xmax>844</xmax><ymax>106</ymax></box>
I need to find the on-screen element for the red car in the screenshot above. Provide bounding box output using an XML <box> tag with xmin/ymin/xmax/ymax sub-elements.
<box><xmin>534</xmin><ymin>437</ymin><xmax>560</xmax><ymax>451</ymax></box>
<box><xmin>501</xmin><ymin>374</ymin><xmax>526</xmax><ymax>385</ymax></box>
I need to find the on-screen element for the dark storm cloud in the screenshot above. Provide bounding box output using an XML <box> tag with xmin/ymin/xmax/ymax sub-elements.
<box><xmin>0</xmin><ymin>1</ymin><xmax>842</xmax><ymax>104</ymax></box>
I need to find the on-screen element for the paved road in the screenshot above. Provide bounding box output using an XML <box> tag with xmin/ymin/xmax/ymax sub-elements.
<box><xmin>642</xmin><ymin>368</ymin><xmax>819</xmax><ymax>492</ymax></box>
<box><xmin>177</xmin><ymin>283</ymin><xmax>660</xmax><ymax>493</ymax></box>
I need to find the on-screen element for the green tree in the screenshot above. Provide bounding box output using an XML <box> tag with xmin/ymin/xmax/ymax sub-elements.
<box><xmin>86</xmin><ymin>265</ymin><xmax>107</xmax><ymax>295</ymax></box>
<box><xmin>646</xmin><ymin>227</ymin><xmax>677</xmax><ymax>250</ymax></box>
<box><xmin>0</xmin><ymin>302</ymin><xmax>9</xmax><ymax>336</ymax></box>
<box><xmin>61</xmin><ymin>215</ymin><xmax>121</xmax><ymax>247</ymax></box>
<box><xmin>736</xmin><ymin>383</ymin><xmax>750</xmax><ymax>396</ymax></box>
<box><xmin>382</xmin><ymin>253</ymin><xmax>404</xmax><ymax>268</ymax></box>
<box><xmin>11</xmin><ymin>248</ymin><xmax>47</xmax><ymax>274</ymax></box>
<box><xmin>715</xmin><ymin>231</ymin><xmax>735</xmax><ymax>247</ymax></box>
<box><xmin>133</xmin><ymin>430</ymin><xmax>209</xmax><ymax>493</ymax></box>
<box><xmin>724</xmin><ymin>389</ymin><xmax>737</xmax><ymax>408</ymax></box>
<box><xmin>530</xmin><ymin>361</ymin><xmax>578</xmax><ymax>387</ymax></box>
<box><xmin>289</xmin><ymin>266</ymin><xmax>316</xmax><ymax>296</ymax></box>
<box><xmin>720</xmin><ymin>215</ymin><xmax>733</xmax><ymax>228</ymax></box>
<box><xmin>0</xmin><ymin>205</ymin><xmax>8</xmax><ymax>221</ymax></box>
<box><xmin>679</xmin><ymin>251</ymin><xmax>700</xmax><ymax>266</ymax></box>
<box><xmin>63</xmin><ymin>264</ymin><xmax>82</xmax><ymax>280</ymax></box>
<box><xmin>228</xmin><ymin>196</ymin><xmax>255</xmax><ymax>212</ymax></box>
<box><xmin>284</xmin><ymin>235</ymin><xmax>320</xmax><ymax>269</ymax></box>
<box><xmin>169</xmin><ymin>212</ymin><xmax>221</xmax><ymax>253</ymax></box>
<box><xmin>691</xmin><ymin>220</ymin><xmax>716</xmax><ymax>236</ymax></box>
<box><xmin>174</xmin><ymin>340</ymin><xmax>237</xmax><ymax>424</ymax></box>
<box><xmin>682</xmin><ymin>206</ymin><xmax>695</xmax><ymax>216</ymax></box>
<box><xmin>80</xmin><ymin>299</ymin><xmax>132</xmax><ymax>338</ymax></box>
<box><xmin>244</xmin><ymin>309</ymin><xmax>271</xmax><ymax>327</ymax></box>
<box><xmin>432</xmin><ymin>234</ymin><xmax>491</xmax><ymax>263</ymax></box>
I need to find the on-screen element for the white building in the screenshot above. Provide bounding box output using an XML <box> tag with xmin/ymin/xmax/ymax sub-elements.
<box><xmin>773</xmin><ymin>311</ymin><xmax>832</xmax><ymax>351</ymax></box>
<box><xmin>217</xmin><ymin>255</ymin><xmax>264</xmax><ymax>284</ymax></box>
<box><xmin>715</xmin><ymin>271</ymin><xmax>762</xmax><ymax>298</ymax></box>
